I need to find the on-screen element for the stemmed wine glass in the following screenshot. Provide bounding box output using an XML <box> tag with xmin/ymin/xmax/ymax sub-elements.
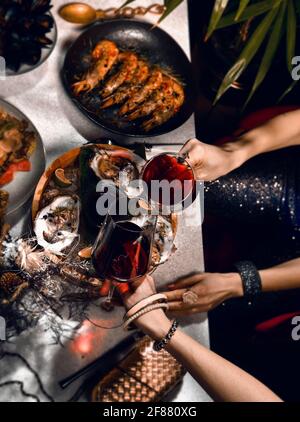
<box><xmin>92</xmin><ymin>201</ymin><xmax>157</xmax><ymax>307</ymax></box>
<box><xmin>141</xmin><ymin>152</ymin><xmax>196</xmax><ymax>212</ymax></box>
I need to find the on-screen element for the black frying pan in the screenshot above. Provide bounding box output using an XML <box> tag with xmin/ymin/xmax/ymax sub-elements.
<box><xmin>62</xmin><ymin>19</ymin><xmax>195</xmax><ymax>139</ymax></box>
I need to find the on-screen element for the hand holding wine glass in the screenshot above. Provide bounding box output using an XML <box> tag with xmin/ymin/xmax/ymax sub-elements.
<box><xmin>179</xmin><ymin>138</ymin><xmax>245</xmax><ymax>181</ymax></box>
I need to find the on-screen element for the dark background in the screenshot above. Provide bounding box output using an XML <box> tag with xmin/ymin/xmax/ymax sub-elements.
<box><xmin>188</xmin><ymin>0</ymin><xmax>300</xmax><ymax>401</ymax></box>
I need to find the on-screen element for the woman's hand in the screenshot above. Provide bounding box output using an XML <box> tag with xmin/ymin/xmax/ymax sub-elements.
<box><xmin>161</xmin><ymin>272</ymin><xmax>243</xmax><ymax>315</ymax></box>
<box><xmin>180</xmin><ymin>138</ymin><xmax>247</xmax><ymax>181</ymax></box>
<box><xmin>123</xmin><ymin>275</ymin><xmax>157</xmax><ymax>310</ymax></box>
<box><xmin>122</xmin><ymin>275</ymin><xmax>171</xmax><ymax>339</ymax></box>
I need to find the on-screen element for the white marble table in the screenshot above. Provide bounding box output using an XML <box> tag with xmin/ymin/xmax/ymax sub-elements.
<box><xmin>0</xmin><ymin>0</ymin><xmax>210</xmax><ymax>402</ymax></box>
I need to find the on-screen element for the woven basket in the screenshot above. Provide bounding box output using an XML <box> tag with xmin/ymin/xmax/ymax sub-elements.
<box><xmin>92</xmin><ymin>336</ymin><xmax>185</xmax><ymax>402</ymax></box>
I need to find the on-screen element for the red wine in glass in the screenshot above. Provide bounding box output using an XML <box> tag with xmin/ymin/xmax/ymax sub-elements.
<box><xmin>92</xmin><ymin>214</ymin><xmax>154</xmax><ymax>283</ymax></box>
<box><xmin>141</xmin><ymin>153</ymin><xmax>195</xmax><ymax>209</ymax></box>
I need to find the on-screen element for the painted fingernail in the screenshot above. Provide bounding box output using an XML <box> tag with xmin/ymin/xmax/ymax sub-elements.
<box><xmin>168</xmin><ymin>284</ymin><xmax>175</xmax><ymax>289</ymax></box>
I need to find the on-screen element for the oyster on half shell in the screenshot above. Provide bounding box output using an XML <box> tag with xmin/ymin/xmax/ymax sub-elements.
<box><xmin>152</xmin><ymin>215</ymin><xmax>176</xmax><ymax>266</ymax></box>
<box><xmin>90</xmin><ymin>148</ymin><xmax>141</xmax><ymax>196</ymax></box>
<box><xmin>131</xmin><ymin>213</ymin><xmax>176</xmax><ymax>267</ymax></box>
<box><xmin>34</xmin><ymin>195</ymin><xmax>80</xmax><ymax>255</ymax></box>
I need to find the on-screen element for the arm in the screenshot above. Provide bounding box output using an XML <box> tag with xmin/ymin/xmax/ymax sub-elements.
<box><xmin>260</xmin><ymin>257</ymin><xmax>300</xmax><ymax>292</ymax></box>
<box><xmin>223</xmin><ymin>109</ymin><xmax>300</xmax><ymax>163</ymax></box>
<box><xmin>123</xmin><ymin>276</ymin><xmax>282</xmax><ymax>402</ymax></box>
<box><xmin>151</xmin><ymin>320</ymin><xmax>281</xmax><ymax>402</ymax></box>
<box><xmin>163</xmin><ymin>258</ymin><xmax>300</xmax><ymax>315</ymax></box>
<box><xmin>181</xmin><ymin>109</ymin><xmax>300</xmax><ymax>181</ymax></box>
<box><xmin>164</xmin><ymin>258</ymin><xmax>300</xmax><ymax>316</ymax></box>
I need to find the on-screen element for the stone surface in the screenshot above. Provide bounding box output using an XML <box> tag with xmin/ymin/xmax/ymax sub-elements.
<box><xmin>0</xmin><ymin>0</ymin><xmax>210</xmax><ymax>402</ymax></box>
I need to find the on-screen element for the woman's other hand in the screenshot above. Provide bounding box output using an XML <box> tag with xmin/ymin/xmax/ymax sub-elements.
<box><xmin>162</xmin><ymin>272</ymin><xmax>243</xmax><ymax>315</ymax></box>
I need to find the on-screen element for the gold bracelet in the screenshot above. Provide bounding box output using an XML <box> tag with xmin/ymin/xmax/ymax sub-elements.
<box><xmin>123</xmin><ymin>302</ymin><xmax>169</xmax><ymax>331</ymax></box>
<box><xmin>125</xmin><ymin>293</ymin><xmax>167</xmax><ymax>319</ymax></box>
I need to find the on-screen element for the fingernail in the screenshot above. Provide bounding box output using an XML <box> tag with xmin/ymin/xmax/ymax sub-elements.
<box><xmin>168</xmin><ymin>284</ymin><xmax>175</xmax><ymax>289</ymax></box>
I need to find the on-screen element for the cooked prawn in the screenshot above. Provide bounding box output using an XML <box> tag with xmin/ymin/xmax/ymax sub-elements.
<box><xmin>72</xmin><ymin>40</ymin><xmax>119</xmax><ymax>95</ymax></box>
<box><xmin>142</xmin><ymin>76</ymin><xmax>185</xmax><ymax>131</ymax></box>
<box><xmin>119</xmin><ymin>69</ymin><xmax>163</xmax><ymax>116</ymax></box>
<box><xmin>126</xmin><ymin>75</ymin><xmax>182</xmax><ymax>121</ymax></box>
<box><xmin>100</xmin><ymin>60</ymin><xmax>149</xmax><ymax>109</ymax></box>
<box><xmin>100</xmin><ymin>52</ymin><xmax>138</xmax><ymax>98</ymax></box>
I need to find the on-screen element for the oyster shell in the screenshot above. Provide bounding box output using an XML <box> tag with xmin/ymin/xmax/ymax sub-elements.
<box><xmin>152</xmin><ymin>215</ymin><xmax>176</xmax><ymax>266</ymax></box>
<box><xmin>34</xmin><ymin>195</ymin><xmax>80</xmax><ymax>255</ymax></box>
<box><xmin>90</xmin><ymin>148</ymin><xmax>140</xmax><ymax>195</ymax></box>
<box><xmin>131</xmin><ymin>213</ymin><xmax>176</xmax><ymax>267</ymax></box>
<box><xmin>80</xmin><ymin>146</ymin><xmax>142</xmax><ymax>231</ymax></box>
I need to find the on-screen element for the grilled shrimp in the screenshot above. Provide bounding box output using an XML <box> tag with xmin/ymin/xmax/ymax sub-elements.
<box><xmin>100</xmin><ymin>60</ymin><xmax>149</xmax><ymax>109</ymax></box>
<box><xmin>126</xmin><ymin>91</ymin><xmax>162</xmax><ymax>121</ymax></box>
<box><xmin>126</xmin><ymin>75</ymin><xmax>181</xmax><ymax>121</ymax></box>
<box><xmin>142</xmin><ymin>76</ymin><xmax>185</xmax><ymax>131</ymax></box>
<box><xmin>72</xmin><ymin>40</ymin><xmax>119</xmax><ymax>95</ymax></box>
<box><xmin>101</xmin><ymin>52</ymin><xmax>138</xmax><ymax>98</ymax></box>
<box><xmin>142</xmin><ymin>103</ymin><xmax>175</xmax><ymax>132</ymax></box>
<box><xmin>119</xmin><ymin>69</ymin><xmax>163</xmax><ymax>116</ymax></box>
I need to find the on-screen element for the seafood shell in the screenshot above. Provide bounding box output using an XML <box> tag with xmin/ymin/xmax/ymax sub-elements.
<box><xmin>90</xmin><ymin>149</ymin><xmax>141</xmax><ymax>197</ymax></box>
<box><xmin>153</xmin><ymin>215</ymin><xmax>176</xmax><ymax>266</ymax></box>
<box><xmin>34</xmin><ymin>195</ymin><xmax>80</xmax><ymax>255</ymax></box>
<box><xmin>131</xmin><ymin>213</ymin><xmax>176</xmax><ymax>267</ymax></box>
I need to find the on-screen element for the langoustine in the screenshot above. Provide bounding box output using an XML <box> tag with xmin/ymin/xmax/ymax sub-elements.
<box><xmin>118</xmin><ymin>69</ymin><xmax>163</xmax><ymax>116</ymax></box>
<box><xmin>73</xmin><ymin>40</ymin><xmax>119</xmax><ymax>95</ymax></box>
<box><xmin>100</xmin><ymin>59</ymin><xmax>149</xmax><ymax>109</ymax></box>
<box><xmin>100</xmin><ymin>51</ymin><xmax>138</xmax><ymax>98</ymax></box>
<box><xmin>142</xmin><ymin>76</ymin><xmax>185</xmax><ymax>131</ymax></box>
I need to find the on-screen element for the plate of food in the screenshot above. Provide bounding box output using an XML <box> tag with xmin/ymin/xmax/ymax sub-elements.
<box><xmin>0</xmin><ymin>99</ymin><xmax>46</xmax><ymax>218</ymax></box>
<box><xmin>62</xmin><ymin>19</ymin><xmax>195</xmax><ymax>139</ymax></box>
<box><xmin>0</xmin><ymin>1</ymin><xmax>57</xmax><ymax>76</ymax></box>
<box><xmin>32</xmin><ymin>144</ymin><xmax>177</xmax><ymax>270</ymax></box>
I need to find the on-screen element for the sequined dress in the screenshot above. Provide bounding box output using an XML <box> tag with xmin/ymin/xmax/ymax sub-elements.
<box><xmin>204</xmin><ymin>147</ymin><xmax>300</xmax><ymax>267</ymax></box>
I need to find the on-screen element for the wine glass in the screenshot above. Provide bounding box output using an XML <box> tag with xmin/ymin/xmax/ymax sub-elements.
<box><xmin>92</xmin><ymin>201</ymin><xmax>157</xmax><ymax>307</ymax></box>
<box><xmin>141</xmin><ymin>152</ymin><xmax>196</xmax><ymax>213</ymax></box>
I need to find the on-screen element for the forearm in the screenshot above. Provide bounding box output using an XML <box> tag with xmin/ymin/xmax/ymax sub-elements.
<box><xmin>138</xmin><ymin>312</ymin><xmax>281</xmax><ymax>402</ymax></box>
<box><xmin>260</xmin><ymin>257</ymin><xmax>300</xmax><ymax>292</ymax></box>
<box><xmin>223</xmin><ymin>109</ymin><xmax>300</xmax><ymax>165</ymax></box>
<box><xmin>165</xmin><ymin>329</ymin><xmax>281</xmax><ymax>402</ymax></box>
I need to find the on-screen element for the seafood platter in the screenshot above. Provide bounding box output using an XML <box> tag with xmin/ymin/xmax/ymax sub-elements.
<box><xmin>26</xmin><ymin>144</ymin><xmax>177</xmax><ymax>300</ymax></box>
<box><xmin>63</xmin><ymin>19</ymin><xmax>195</xmax><ymax>138</ymax></box>
<box><xmin>0</xmin><ymin>99</ymin><xmax>45</xmax><ymax>228</ymax></box>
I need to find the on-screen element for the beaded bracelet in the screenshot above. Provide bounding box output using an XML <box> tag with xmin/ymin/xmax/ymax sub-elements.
<box><xmin>123</xmin><ymin>302</ymin><xmax>169</xmax><ymax>331</ymax></box>
<box><xmin>153</xmin><ymin>320</ymin><xmax>178</xmax><ymax>352</ymax></box>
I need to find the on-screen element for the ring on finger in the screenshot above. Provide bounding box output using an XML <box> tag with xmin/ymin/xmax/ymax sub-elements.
<box><xmin>182</xmin><ymin>290</ymin><xmax>198</xmax><ymax>305</ymax></box>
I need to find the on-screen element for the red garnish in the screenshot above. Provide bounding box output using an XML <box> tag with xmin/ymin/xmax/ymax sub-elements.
<box><xmin>0</xmin><ymin>159</ymin><xmax>31</xmax><ymax>186</ymax></box>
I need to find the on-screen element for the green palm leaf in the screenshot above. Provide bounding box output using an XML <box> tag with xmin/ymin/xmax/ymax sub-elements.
<box><xmin>157</xmin><ymin>0</ymin><xmax>184</xmax><ymax>24</ymax></box>
<box><xmin>205</xmin><ymin>0</ymin><xmax>230</xmax><ymax>41</ymax></box>
<box><xmin>277</xmin><ymin>79</ymin><xmax>298</xmax><ymax>102</ymax></box>
<box><xmin>235</xmin><ymin>0</ymin><xmax>251</xmax><ymax>21</ymax></box>
<box><xmin>214</xmin><ymin>5</ymin><xmax>279</xmax><ymax>105</ymax></box>
<box><xmin>287</xmin><ymin>0</ymin><xmax>297</xmax><ymax>72</ymax></box>
<box><xmin>244</xmin><ymin>2</ymin><xmax>286</xmax><ymax>107</ymax></box>
<box><xmin>217</xmin><ymin>0</ymin><xmax>279</xmax><ymax>29</ymax></box>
